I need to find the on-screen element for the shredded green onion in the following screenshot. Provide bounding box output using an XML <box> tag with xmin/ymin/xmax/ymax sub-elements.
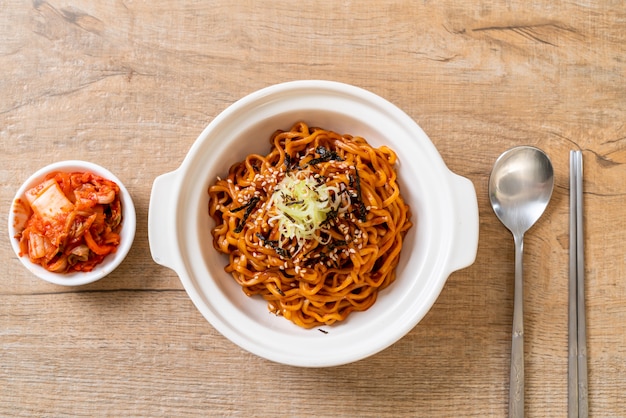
<box><xmin>268</xmin><ymin>169</ymin><xmax>340</xmax><ymax>249</ymax></box>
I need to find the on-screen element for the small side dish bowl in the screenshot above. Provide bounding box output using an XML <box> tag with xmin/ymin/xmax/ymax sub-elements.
<box><xmin>148</xmin><ymin>80</ymin><xmax>479</xmax><ymax>367</ymax></box>
<box><xmin>8</xmin><ymin>160</ymin><xmax>136</xmax><ymax>286</ymax></box>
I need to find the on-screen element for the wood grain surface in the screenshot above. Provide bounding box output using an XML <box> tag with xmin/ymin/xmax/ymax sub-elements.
<box><xmin>2</xmin><ymin>1</ymin><xmax>625</xmax><ymax>416</ymax></box>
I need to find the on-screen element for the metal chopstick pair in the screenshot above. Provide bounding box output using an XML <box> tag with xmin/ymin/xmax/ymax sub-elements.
<box><xmin>568</xmin><ymin>150</ymin><xmax>588</xmax><ymax>418</ymax></box>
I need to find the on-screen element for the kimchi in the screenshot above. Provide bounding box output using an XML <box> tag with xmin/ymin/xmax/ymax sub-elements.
<box><xmin>13</xmin><ymin>171</ymin><xmax>123</xmax><ymax>273</ymax></box>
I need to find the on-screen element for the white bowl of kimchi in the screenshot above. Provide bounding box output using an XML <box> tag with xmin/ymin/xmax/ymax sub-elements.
<box><xmin>148</xmin><ymin>80</ymin><xmax>479</xmax><ymax>367</ymax></box>
<box><xmin>8</xmin><ymin>160</ymin><xmax>136</xmax><ymax>286</ymax></box>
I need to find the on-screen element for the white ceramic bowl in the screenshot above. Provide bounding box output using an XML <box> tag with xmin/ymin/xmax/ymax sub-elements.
<box><xmin>148</xmin><ymin>80</ymin><xmax>478</xmax><ymax>367</ymax></box>
<box><xmin>8</xmin><ymin>160</ymin><xmax>136</xmax><ymax>286</ymax></box>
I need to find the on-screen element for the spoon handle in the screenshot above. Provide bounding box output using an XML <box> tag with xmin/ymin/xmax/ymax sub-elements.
<box><xmin>509</xmin><ymin>234</ymin><xmax>525</xmax><ymax>417</ymax></box>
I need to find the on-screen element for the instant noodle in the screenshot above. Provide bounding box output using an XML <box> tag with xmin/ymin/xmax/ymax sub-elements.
<box><xmin>208</xmin><ymin>122</ymin><xmax>412</xmax><ymax>328</ymax></box>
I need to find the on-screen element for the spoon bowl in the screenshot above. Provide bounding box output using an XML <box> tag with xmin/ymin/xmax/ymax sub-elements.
<box><xmin>489</xmin><ymin>146</ymin><xmax>554</xmax><ymax>417</ymax></box>
<box><xmin>490</xmin><ymin>147</ymin><xmax>554</xmax><ymax>235</ymax></box>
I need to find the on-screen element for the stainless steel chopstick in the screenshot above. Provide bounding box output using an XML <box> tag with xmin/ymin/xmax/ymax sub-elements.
<box><xmin>568</xmin><ymin>151</ymin><xmax>578</xmax><ymax>418</ymax></box>
<box><xmin>575</xmin><ymin>151</ymin><xmax>588</xmax><ymax>418</ymax></box>
<box><xmin>568</xmin><ymin>150</ymin><xmax>588</xmax><ymax>418</ymax></box>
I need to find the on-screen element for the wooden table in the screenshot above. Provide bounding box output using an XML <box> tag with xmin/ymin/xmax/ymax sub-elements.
<box><xmin>2</xmin><ymin>1</ymin><xmax>625</xmax><ymax>416</ymax></box>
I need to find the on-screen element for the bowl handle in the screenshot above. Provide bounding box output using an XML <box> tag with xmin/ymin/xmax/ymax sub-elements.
<box><xmin>447</xmin><ymin>171</ymin><xmax>479</xmax><ymax>272</ymax></box>
<box><xmin>148</xmin><ymin>170</ymin><xmax>181</xmax><ymax>272</ymax></box>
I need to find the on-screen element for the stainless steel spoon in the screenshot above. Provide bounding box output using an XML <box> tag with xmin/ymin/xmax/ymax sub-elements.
<box><xmin>489</xmin><ymin>146</ymin><xmax>554</xmax><ymax>418</ymax></box>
